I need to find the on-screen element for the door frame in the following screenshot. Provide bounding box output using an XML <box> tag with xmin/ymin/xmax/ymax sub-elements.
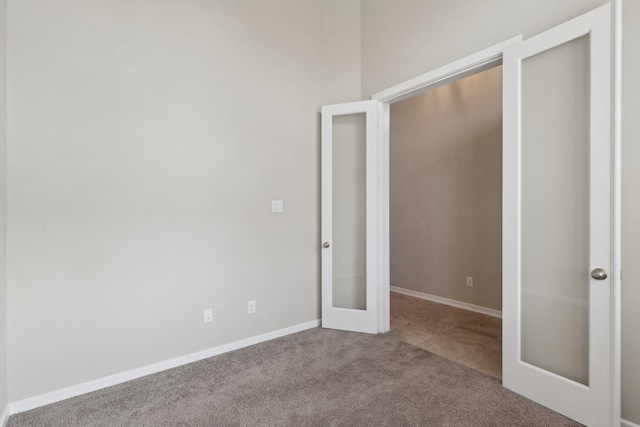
<box><xmin>369</xmin><ymin>1</ymin><xmax>622</xmax><ymax>423</ymax></box>
<box><xmin>371</xmin><ymin>35</ymin><xmax>521</xmax><ymax>334</ymax></box>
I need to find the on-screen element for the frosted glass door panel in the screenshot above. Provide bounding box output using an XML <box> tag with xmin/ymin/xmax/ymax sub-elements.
<box><xmin>520</xmin><ymin>35</ymin><xmax>590</xmax><ymax>385</ymax></box>
<box><xmin>332</xmin><ymin>114</ymin><xmax>367</xmax><ymax>310</ymax></box>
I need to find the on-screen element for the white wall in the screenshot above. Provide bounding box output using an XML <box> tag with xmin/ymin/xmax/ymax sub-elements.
<box><xmin>0</xmin><ymin>0</ymin><xmax>7</xmax><ymax>417</ymax></box>
<box><xmin>621</xmin><ymin>0</ymin><xmax>640</xmax><ymax>423</ymax></box>
<box><xmin>362</xmin><ymin>0</ymin><xmax>637</xmax><ymax>423</ymax></box>
<box><xmin>4</xmin><ymin>0</ymin><xmax>341</xmax><ymax>402</ymax></box>
<box><xmin>390</xmin><ymin>66</ymin><xmax>502</xmax><ymax>310</ymax></box>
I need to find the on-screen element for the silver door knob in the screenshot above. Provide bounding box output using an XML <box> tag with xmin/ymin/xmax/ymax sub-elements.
<box><xmin>323</xmin><ymin>242</ymin><xmax>330</xmax><ymax>248</ymax></box>
<box><xmin>591</xmin><ymin>268</ymin><xmax>608</xmax><ymax>280</ymax></box>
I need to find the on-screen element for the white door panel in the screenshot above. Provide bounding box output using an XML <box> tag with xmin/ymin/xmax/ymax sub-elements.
<box><xmin>503</xmin><ymin>4</ymin><xmax>612</xmax><ymax>426</ymax></box>
<box><xmin>321</xmin><ymin>100</ymin><xmax>381</xmax><ymax>334</ymax></box>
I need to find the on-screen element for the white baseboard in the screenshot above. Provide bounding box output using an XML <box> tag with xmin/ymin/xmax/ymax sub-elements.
<box><xmin>8</xmin><ymin>319</ymin><xmax>320</xmax><ymax>416</ymax></box>
<box><xmin>391</xmin><ymin>286</ymin><xmax>502</xmax><ymax>318</ymax></box>
<box><xmin>622</xmin><ymin>419</ymin><xmax>640</xmax><ymax>427</ymax></box>
<box><xmin>1</xmin><ymin>404</ymin><xmax>9</xmax><ymax>427</ymax></box>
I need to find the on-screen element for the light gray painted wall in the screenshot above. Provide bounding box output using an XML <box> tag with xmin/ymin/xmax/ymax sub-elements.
<box><xmin>621</xmin><ymin>0</ymin><xmax>640</xmax><ymax>423</ymax></box>
<box><xmin>4</xmin><ymin>0</ymin><xmax>344</xmax><ymax>401</ymax></box>
<box><xmin>390</xmin><ymin>67</ymin><xmax>502</xmax><ymax>310</ymax></box>
<box><xmin>0</xmin><ymin>0</ymin><xmax>7</xmax><ymax>416</ymax></box>
<box><xmin>321</xmin><ymin>0</ymin><xmax>361</xmax><ymax>105</ymax></box>
<box><xmin>362</xmin><ymin>0</ymin><xmax>609</xmax><ymax>99</ymax></box>
<box><xmin>363</xmin><ymin>0</ymin><xmax>637</xmax><ymax>423</ymax></box>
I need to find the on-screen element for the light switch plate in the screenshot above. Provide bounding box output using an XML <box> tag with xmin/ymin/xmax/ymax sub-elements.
<box><xmin>271</xmin><ymin>200</ymin><xmax>284</xmax><ymax>213</ymax></box>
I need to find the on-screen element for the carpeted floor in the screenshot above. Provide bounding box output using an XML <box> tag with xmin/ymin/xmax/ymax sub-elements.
<box><xmin>7</xmin><ymin>328</ymin><xmax>580</xmax><ymax>426</ymax></box>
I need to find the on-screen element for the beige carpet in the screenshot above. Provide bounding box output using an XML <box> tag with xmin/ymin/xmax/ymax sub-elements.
<box><xmin>7</xmin><ymin>328</ymin><xmax>580</xmax><ymax>426</ymax></box>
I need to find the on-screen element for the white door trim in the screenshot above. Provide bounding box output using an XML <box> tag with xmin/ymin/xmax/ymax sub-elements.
<box><xmin>372</xmin><ymin>36</ymin><xmax>522</xmax><ymax>104</ymax></box>
<box><xmin>611</xmin><ymin>0</ymin><xmax>623</xmax><ymax>425</ymax></box>
<box><xmin>370</xmin><ymin>37</ymin><xmax>521</xmax><ymax>334</ymax></box>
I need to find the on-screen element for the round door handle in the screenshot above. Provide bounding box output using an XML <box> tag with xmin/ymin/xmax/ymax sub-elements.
<box><xmin>323</xmin><ymin>242</ymin><xmax>330</xmax><ymax>248</ymax></box>
<box><xmin>591</xmin><ymin>268</ymin><xmax>608</xmax><ymax>280</ymax></box>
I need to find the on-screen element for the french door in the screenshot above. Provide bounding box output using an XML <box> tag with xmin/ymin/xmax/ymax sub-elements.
<box><xmin>503</xmin><ymin>4</ymin><xmax>614</xmax><ymax>426</ymax></box>
<box><xmin>320</xmin><ymin>3</ymin><xmax>616</xmax><ymax>424</ymax></box>
<box><xmin>320</xmin><ymin>100</ymin><xmax>382</xmax><ymax>334</ymax></box>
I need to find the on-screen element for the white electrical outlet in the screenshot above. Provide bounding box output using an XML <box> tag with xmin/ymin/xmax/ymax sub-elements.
<box><xmin>466</xmin><ymin>276</ymin><xmax>474</xmax><ymax>287</ymax></box>
<box><xmin>203</xmin><ymin>308</ymin><xmax>213</xmax><ymax>324</ymax></box>
<box><xmin>248</xmin><ymin>300</ymin><xmax>256</xmax><ymax>314</ymax></box>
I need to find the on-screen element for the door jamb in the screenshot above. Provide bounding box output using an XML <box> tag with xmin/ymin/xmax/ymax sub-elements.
<box><xmin>612</xmin><ymin>0</ymin><xmax>622</xmax><ymax>425</ymax></box>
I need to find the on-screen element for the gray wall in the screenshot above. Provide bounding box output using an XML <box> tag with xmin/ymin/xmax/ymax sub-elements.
<box><xmin>621</xmin><ymin>0</ymin><xmax>640</xmax><ymax>423</ymax></box>
<box><xmin>362</xmin><ymin>0</ymin><xmax>609</xmax><ymax>99</ymax></box>
<box><xmin>362</xmin><ymin>0</ymin><xmax>637</xmax><ymax>423</ymax></box>
<box><xmin>321</xmin><ymin>0</ymin><xmax>361</xmax><ymax>105</ymax></box>
<box><xmin>0</xmin><ymin>0</ymin><xmax>7</xmax><ymax>416</ymax></box>
<box><xmin>390</xmin><ymin>66</ymin><xmax>502</xmax><ymax>310</ymax></box>
<box><xmin>4</xmin><ymin>0</ymin><xmax>360</xmax><ymax>402</ymax></box>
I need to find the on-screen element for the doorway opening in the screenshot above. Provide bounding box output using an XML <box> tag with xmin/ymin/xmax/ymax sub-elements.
<box><xmin>387</xmin><ymin>65</ymin><xmax>503</xmax><ymax>379</ymax></box>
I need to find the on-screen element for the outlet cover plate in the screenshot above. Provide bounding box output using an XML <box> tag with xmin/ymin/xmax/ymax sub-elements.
<box><xmin>204</xmin><ymin>308</ymin><xmax>213</xmax><ymax>323</ymax></box>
